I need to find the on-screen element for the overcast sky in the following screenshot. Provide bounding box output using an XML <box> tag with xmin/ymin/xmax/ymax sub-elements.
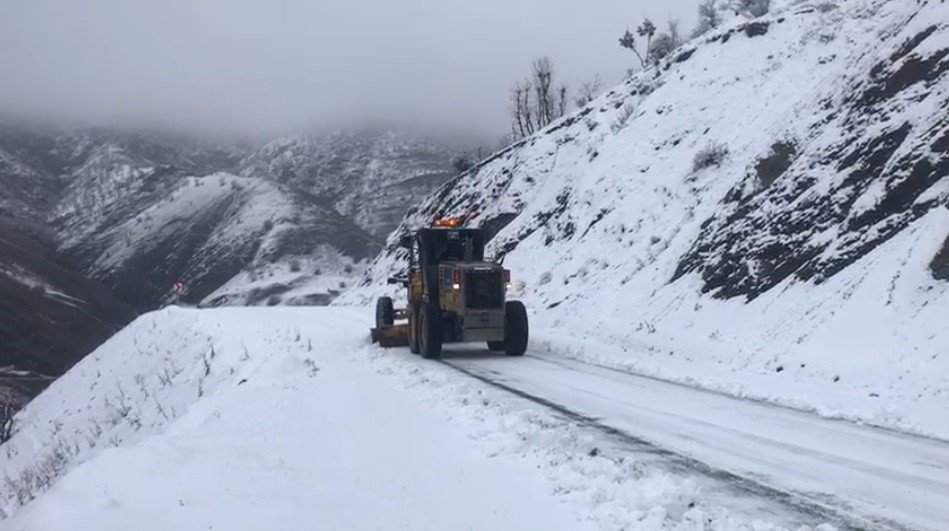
<box><xmin>0</xmin><ymin>0</ymin><xmax>698</xmax><ymax>140</ymax></box>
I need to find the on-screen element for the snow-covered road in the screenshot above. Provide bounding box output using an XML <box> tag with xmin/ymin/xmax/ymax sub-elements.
<box><xmin>2</xmin><ymin>307</ymin><xmax>944</xmax><ymax>530</ymax></box>
<box><xmin>424</xmin><ymin>347</ymin><xmax>949</xmax><ymax>531</ymax></box>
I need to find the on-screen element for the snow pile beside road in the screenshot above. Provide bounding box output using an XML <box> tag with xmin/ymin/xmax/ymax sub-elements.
<box><xmin>346</xmin><ymin>0</ymin><xmax>949</xmax><ymax>439</ymax></box>
<box><xmin>0</xmin><ymin>307</ymin><xmax>830</xmax><ymax>530</ymax></box>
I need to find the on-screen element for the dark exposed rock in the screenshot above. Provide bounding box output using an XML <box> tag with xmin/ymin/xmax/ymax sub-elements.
<box><xmin>861</xmin><ymin>50</ymin><xmax>949</xmax><ymax>105</ymax></box>
<box><xmin>891</xmin><ymin>25</ymin><xmax>938</xmax><ymax>63</ymax></box>
<box><xmin>479</xmin><ymin>213</ymin><xmax>519</xmax><ymax>242</ymax></box>
<box><xmin>674</xmin><ymin>49</ymin><xmax>696</xmax><ymax>64</ymax></box>
<box><xmin>931</xmin><ymin>235</ymin><xmax>949</xmax><ymax>281</ymax></box>
<box><xmin>755</xmin><ymin>142</ymin><xmax>798</xmax><ymax>189</ymax></box>
<box><xmin>933</xmin><ymin>127</ymin><xmax>949</xmax><ymax>153</ymax></box>
<box><xmin>744</xmin><ymin>22</ymin><xmax>770</xmax><ymax>38</ymax></box>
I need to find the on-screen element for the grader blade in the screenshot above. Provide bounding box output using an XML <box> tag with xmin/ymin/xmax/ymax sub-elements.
<box><xmin>370</xmin><ymin>324</ymin><xmax>410</xmax><ymax>347</ymax></box>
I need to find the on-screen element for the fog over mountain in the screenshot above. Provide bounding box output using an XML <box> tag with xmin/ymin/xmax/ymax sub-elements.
<box><xmin>0</xmin><ymin>0</ymin><xmax>696</xmax><ymax>138</ymax></box>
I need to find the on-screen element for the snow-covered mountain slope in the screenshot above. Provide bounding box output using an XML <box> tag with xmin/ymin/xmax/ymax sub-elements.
<box><xmin>0</xmin><ymin>127</ymin><xmax>72</xmax><ymax>224</ymax></box>
<box><xmin>238</xmin><ymin>130</ymin><xmax>459</xmax><ymax>240</ymax></box>
<box><xmin>346</xmin><ymin>0</ymin><xmax>949</xmax><ymax>437</ymax></box>
<box><xmin>58</xmin><ymin>170</ymin><xmax>378</xmax><ymax>309</ymax></box>
<box><xmin>0</xmin><ymin>127</ymin><xmax>459</xmax><ymax>310</ymax></box>
<box><xmin>0</xmin><ymin>307</ymin><xmax>836</xmax><ymax>529</ymax></box>
<box><xmin>0</xmin><ymin>218</ymin><xmax>131</xmax><ymax>382</ymax></box>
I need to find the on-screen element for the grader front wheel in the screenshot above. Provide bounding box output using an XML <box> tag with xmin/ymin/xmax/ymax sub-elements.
<box><xmin>408</xmin><ymin>303</ymin><xmax>421</xmax><ymax>354</ymax></box>
<box><xmin>503</xmin><ymin>301</ymin><xmax>528</xmax><ymax>356</ymax></box>
<box><xmin>419</xmin><ymin>303</ymin><xmax>443</xmax><ymax>360</ymax></box>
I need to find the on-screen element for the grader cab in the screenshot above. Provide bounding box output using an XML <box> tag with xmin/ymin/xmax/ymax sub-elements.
<box><xmin>370</xmin><ymin>220</ymin><xmax>528</xmax><ymax>359</ymax></box>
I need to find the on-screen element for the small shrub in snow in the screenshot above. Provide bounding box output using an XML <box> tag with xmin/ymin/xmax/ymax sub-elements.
<box><xmin>343</xmin><ymin>264</ymin><xmax>354</xmax><ymax>274</ymax></box>
<box><xmin>619</xmin><ymin>19</ymin><xmax>657</xmax><ymax>69</ymax></box>
<box><xmin>267</xmin><ymin>295</ymin><xmax>282</xmax><ymax>306</ymax></box>
<box><xmin>538</xmin><ymin>272</ymin><xmax>552</xmax><ymax>286</ymax></box>
<box><xmin>648</xmin><ymin>33</ymin><xmax>677</xmax><ymax>63</ymax></box>
<box><xmin>508</xmin><ymin>57</ymin><xmax>570</xmax><ymax>140</ymax></box>
<box><xmin>732</xmin><ymin>0</ymin><xmax>770</xmax><ymax>17</ymax></box>
<box><xmin>262</xmin><ymin>219</ymin><xmax>274</xmax><ymax>232</ymax></box>
<box><xmin>313</xmin><ymin>267</ymin><xmax>322</xmax><ymax>275</ymax></box>
<box><xmin>574</xmin><ymin>75</ymin><xmax>603</xmax><ymax>108</ymax></box>
<box><xmin>693</xmin><ymin>0</ymin><xmax>724</xmax><ymax>37</ymax></box>
<box><xmin>3</xmin><ymin>440</ymin><xmax>74</xmax><ymax>507</ymax></box>
<box><xmin>611</xmin><ymin>103</ymin><xmax>637</xmax><ymax>133</ymax></box>
<box><xmin>451</xmin><ymin>153</ymin><xmax>473</xmax><ymax>173</ymax></box>
<box><xmin>289</xmin><ymin>259</ymin><xmax>301</xmax><ymax>273</ymax></box>
<box><xmin>692</xmin><ymin>142</ymin><xmax>729</xmax><ymax>171</ymax></box>
<box><xmin>667</xmin><ymin>18</ymin><xmax>683</xmax><ymax>49</ymax></box>
<box><xmin>0</xmin><ymin>405</ymin><xmax>13</xmax><ymax>443</ymax></box>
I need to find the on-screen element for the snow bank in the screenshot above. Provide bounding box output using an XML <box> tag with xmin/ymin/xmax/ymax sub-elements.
<box><xmin>0</xmin><ymin>308</ymin><xmax>830</xmax><ymax>530</ymax></box>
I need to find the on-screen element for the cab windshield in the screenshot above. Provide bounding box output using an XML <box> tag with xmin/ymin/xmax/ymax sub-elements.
<box><xmin>417</xmin><ymin>229</ymin><xmax>486</xmax><ymax>264</ymax></box>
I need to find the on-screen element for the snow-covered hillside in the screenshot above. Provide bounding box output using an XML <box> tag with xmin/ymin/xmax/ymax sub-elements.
<box><xmin>347</xmin><ymin>0</ymin><xmax>949</xmax><ymax>438</ymax></box>
<box><xmin>0</xmin><ymin>307</ymin><xmax>843</xmax><ymax>530</ymax></box>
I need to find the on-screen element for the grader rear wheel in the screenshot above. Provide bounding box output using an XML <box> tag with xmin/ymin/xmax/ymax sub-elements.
<box><xmin>375</xmin><ymin>297</ymin><xmax>394</xmax><ymax>329</ymax></box>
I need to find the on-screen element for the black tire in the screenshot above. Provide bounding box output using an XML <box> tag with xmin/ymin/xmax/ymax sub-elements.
<box><xmin>408</xmin><ymin>303</ymin><xmax>421</xmax><ymax>354</ymax></box>
<box><xmin>419</xmin><ymin>303</ymin><xmax>443</xmax><ymax>359</ymax></box>
<box><xmin>375</xmin><ymin>296</ymin><xmax>394</xmax><ymax>329</ymax></box>
<box><xmin>503</xmin><ymin>301</ymin><xmax>528</xmax><ymax>356</ymax></box>
<box><xmin>487</xmin><ymin>341</ymin><xmax>504</xmax><ymax>351</ymax></box>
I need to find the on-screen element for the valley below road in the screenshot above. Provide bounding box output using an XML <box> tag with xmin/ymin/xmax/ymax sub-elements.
<box><xmin>0</xmin><ymin>306</ymin><xmax>945</xmax><ymax>531</ymax></box>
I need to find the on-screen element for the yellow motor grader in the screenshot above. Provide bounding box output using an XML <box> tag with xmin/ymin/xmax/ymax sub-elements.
<box><xmin>370</xmin><ymin>219</ymin><xmax>528</xmax><ymax>359</ymax></box>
